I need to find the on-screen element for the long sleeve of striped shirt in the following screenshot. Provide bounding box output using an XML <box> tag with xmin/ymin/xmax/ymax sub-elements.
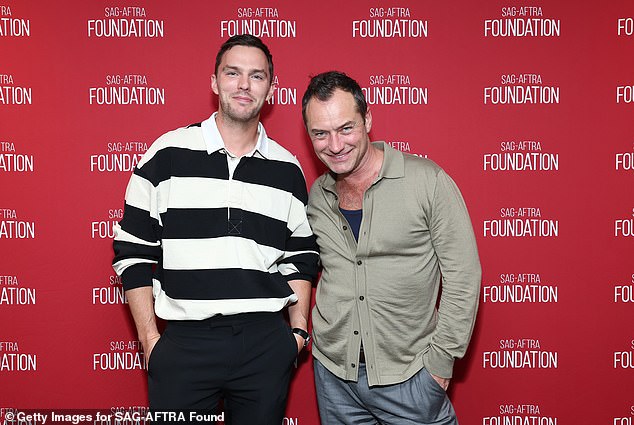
<box><xmin>112</xmin><ymin>164</ymin><xmax>162</xmax><ymax>290</ymax></box>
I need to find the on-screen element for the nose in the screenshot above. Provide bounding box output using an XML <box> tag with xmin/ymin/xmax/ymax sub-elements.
<box><xmin>238</xmin><ymin>74</ymin><xmax>250</xmax><ymax>91</ymax></box>
<box><xmin>329</xmin><ymin>134</ymin><xmax>344</xmax><ymax>153</ymax></box>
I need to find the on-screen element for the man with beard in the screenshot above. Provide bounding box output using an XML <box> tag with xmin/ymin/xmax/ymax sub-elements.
<box><xmin>113</xmin><ymin>35</ymin><xmax>318</xmax><ymax>424</ymax></box>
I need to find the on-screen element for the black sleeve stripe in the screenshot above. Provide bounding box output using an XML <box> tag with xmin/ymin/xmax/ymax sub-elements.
<box><xmin>119</xmin><ymin>204</ymin><xmax>162</xmax><ymax>242</ymax></box>
<box><xmin>285</xmin><ymin>234</ymin><xmax>319</xmax><ymax>253</ymax></box>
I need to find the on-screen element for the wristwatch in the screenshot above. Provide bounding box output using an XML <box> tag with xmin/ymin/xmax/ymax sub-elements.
<box><xmin>292</xmin><ymin>328</ymin><xmax>311</xmax><ymax>347</ymax></box>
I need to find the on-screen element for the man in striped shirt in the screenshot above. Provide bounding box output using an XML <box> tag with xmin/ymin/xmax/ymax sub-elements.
<box><xmin>112</xmin><ymin>35</ymin><xmax>318</xmax><ymax>423</ymax></box>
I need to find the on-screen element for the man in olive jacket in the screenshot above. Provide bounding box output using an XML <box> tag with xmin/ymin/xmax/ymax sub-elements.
<box><xmin>302</xmin><ymin>71</ymin><xmax>481</xmax><ymax>425</ymax></box>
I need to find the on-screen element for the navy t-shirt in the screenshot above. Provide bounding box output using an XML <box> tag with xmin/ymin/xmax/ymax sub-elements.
<box><xmin>340</xmin><ymin>208</ymin><xmax>362</xmax><ymax>241</ymax></box>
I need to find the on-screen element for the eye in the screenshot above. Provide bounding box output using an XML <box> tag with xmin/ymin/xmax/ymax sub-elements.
<box><xmin>340</xmin><ymin>126</ymin><xmax>353</xmax><ymax>134</ymax></box>
<box><xmin>252</xmin><ymin>73</ymin><xmax>265</xmax><ymax>80</ymax></box>
<box><xmin>313</xmin><ymin>132</ymin><xmax>327</xmax><ymax>140</ymax></box>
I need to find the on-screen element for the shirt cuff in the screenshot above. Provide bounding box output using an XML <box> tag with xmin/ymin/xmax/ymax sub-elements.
<box><xmin>121</xmin><ymin>264</ymin><xmax>154</xmax><ymax>291</ymax></box>
<box><xmin>423</xmin><ymin>346</ymin><xmax>455</xmax><ymax>379</ymax></box>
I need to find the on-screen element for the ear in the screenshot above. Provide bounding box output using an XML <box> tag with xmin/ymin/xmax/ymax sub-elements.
<box><xmin>265</xmin><ymin>80</ymin><xmax>276</xmax><ymax>102</ymax></box>
<box><xmin>364</xmin><ymin>108</ymin><xmax>373</xmax><ymax>133</ymax></box>
<box><xmin>211</xmin><ymin>74</ymin><xmax>219</xmax><ymax>95</ymax></box>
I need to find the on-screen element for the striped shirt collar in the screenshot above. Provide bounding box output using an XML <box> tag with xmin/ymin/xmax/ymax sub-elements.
<box><xmin>201</xmin><ymin>112</ymin><xmax>270</xmax><ymax>158</ymax></box>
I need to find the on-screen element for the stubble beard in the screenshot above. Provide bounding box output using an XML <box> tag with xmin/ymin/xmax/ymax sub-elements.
<box><xmin>219</xmin><ymin>93</ymin><xmax>264</xmax><ymax>125</ymax></box>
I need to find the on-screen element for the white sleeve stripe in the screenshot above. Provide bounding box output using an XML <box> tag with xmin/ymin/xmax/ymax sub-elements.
<box><xmin>113</xmin><ymin>224</ymin><xmax>161</xmax><ymax>246</ymax></box>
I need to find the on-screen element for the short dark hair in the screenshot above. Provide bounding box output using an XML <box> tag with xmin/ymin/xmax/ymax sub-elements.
<box><xmin>215</xmin><ymin>34</ymin><xmax>274</xmax><ymax>81</ymax></box>
<box><xmin>302</xmin><ymin>71</ymin><xmax>368</xmax><ymax>125</ymax></box>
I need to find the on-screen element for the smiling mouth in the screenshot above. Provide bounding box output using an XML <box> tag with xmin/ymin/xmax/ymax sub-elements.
<box><xmin>233</xmin><ymin>94</ymin><xmax>254</xmax><ymax>103</ymax></box>
<box><xmin>329</xmin><ymin>150</ymin><xmax>352</xmax><ymax>161</ymax></box>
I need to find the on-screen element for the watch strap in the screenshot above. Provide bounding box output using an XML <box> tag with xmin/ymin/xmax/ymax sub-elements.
<box><xmin>292</xmin><ymin>328</ymin><xmax>311</xmax><ymax>346</ymax></box>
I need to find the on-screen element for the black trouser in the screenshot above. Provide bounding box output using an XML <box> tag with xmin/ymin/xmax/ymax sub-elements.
<box><xmin>148</xmin><ymin>311</ymin><xmax>297</xmax><ymax>424</ymax></box>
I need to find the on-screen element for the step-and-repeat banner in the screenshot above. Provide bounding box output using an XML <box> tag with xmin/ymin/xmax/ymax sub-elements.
<box><xmin>1</xmin><ymin>1</ymin><xmax>633</xmax><ymax>424</ymax></box>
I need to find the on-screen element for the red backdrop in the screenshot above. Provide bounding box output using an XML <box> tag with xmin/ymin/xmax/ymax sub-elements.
<box><xmin>1</xmin><ymin>1</ymin><xmax>633</xmax><ymax>424</ymax></box>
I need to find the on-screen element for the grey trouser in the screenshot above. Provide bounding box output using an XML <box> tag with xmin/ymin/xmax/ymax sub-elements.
<box><xmin>314</xmin><ymin>358</ymin><xmax>458</xmax><ymax>425</ymax></box>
